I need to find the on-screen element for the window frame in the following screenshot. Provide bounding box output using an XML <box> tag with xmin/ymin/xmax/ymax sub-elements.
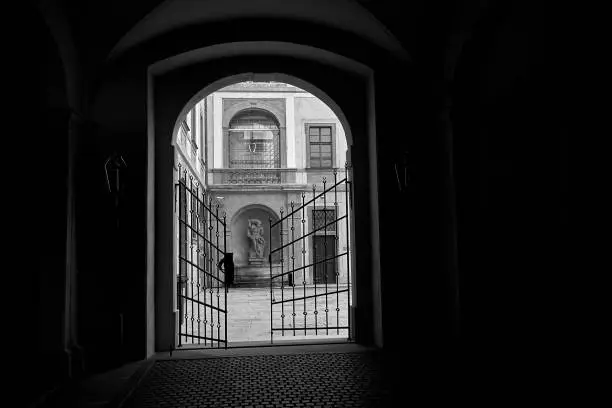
<box><xmin>228</xmin><ymin>110</ymin><xmax>281</xmax><ymax>169</ymax></box>
<box><xmin>305</xmin><ymin>123</ymin><xmax>336</xmax><ymax>169</ymax></box>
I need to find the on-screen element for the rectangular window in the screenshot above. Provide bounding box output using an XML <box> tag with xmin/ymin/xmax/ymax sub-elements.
<box><xmin>308</xmin><ymin>125</ymin><xmax>334</xmax><ymax>168</ymax></box>
<box><xmin>313</xmin><ymin>208</ymin><xmax>337</xmax><ymax>232</ymax></box>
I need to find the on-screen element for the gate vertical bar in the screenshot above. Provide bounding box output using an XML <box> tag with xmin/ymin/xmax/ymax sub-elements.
<box><xmin>280</xmin><ymin>208</ymin><xmax>285</xmax><ymax>336</ymax></box>
<box><xmin>345</xmin><ymin>162</ymin><xmax>352</xmax><ymax>340</ymax></box>
<box><xmin>196</xmin><ymin>182</ymin><xmax>202</xmax><ymax>345</ymax></box>
<box><xmin>290</xmin><ymin>201</ymin><xmax>296</xmax><ymax>336</ymax></box>
<box><xmin>177</xmin><ymin>168</ymin><xmax>183</xmax><ymax>347</ymax></box>
<box><xmin>216</xmin><ymin>203</ymin><xmax>221</xmax><ymax>347</ymax></box>
<box><xmin>208</xmin><ymin>197</ymin><xmax>214</xmax><ymax>346</ymax></box>
<box><xmin>189</xmin><ymin>176</ymin><xmax>194</xmax><ymax>344</ymax></box>
<box><xmin>224</xmin><ymin>213</ymin><xmax>227</xmax><ymax>348</ymax></box>
<box><xmin>312</xmin><ymin>184</ymin><xmax>318</xmax><ymax>336</ymax></box>
<box><xmin>202</xmin><ymin>193</ymin><xmax>212</xmax><ymax>346</ymax></box>
<box><xmin>301</xmin><ymin>192</ymin><xmax>307</xmax><ymax>335</ymax></box>
<box><xmin>323</xmin><ymin>177</ymin><xmax>329</xmax><ymax>335</ymax></box>
<box><xmin>334</xmin><ymin>169</ymin><xmax>340</xmax><ymax>334</ymax></box>
<box><xmin>269</xmin><ymin>216</ymin><xmax>273</xmax><ymax>344</ymax></box>
<box><xmin>180</xmin><ymin>168</ymin><xmax>185</xmax><ymax>345</ymax></box>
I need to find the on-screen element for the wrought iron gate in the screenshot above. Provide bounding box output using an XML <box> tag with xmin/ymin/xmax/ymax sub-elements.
<box><xmin>176</xmin><ymin>164</ymin><xmax>227</xmax><ymax>348</ymax></box>
<box><xmin>269</xmin><ymin>166</ymin><xmax>352</xmax><ymax>342</ymax></box>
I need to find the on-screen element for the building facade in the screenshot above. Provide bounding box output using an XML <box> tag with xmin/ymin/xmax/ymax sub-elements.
<box><xmin>175</xmin><ymin>81</ymin><xmax>351</xmax><ymax>287</ymax></box>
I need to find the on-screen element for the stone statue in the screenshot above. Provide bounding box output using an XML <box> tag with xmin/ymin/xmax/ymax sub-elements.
<box><xmin>247</xmin><ymin>219</ymin><xmax>265</xmax><ymax>260</ymax></box>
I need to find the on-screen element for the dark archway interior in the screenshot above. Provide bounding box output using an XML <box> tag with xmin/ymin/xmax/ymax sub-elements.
<box><xmin>15</xmin><ymin>1</ymin><xmax>567</xmax><ymax>405</ymax></box>
<box><xmin>152</xmin><ymin>56</ymin><xmax>375</xmax><ymax>353</ymax></box>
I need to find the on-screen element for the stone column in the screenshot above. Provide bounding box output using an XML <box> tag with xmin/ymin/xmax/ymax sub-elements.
<box><xmin>222</xmin><ymin>127</ymin><xmax>229</xmax><ymax>169</ymax></box>
<box><xmin>64</xmin><ymin>111</ymin><xmax>85</xmax><ymax>377</ymax></box>
<box><xmin>285</xmin><ymin>95</ymin><xmax>296</xmax><ymax>168</ymax></box>
<box><xmin>434</xmin><ymin>82</ymin><xmax>461</xmax><ymax>339</ymax></box>
<box><xmin>279</xmin><ymin>127</ymin><xmax>287</xmax><ymax>168</ymax></box>
<box><xmin>438</xmin><ymin>30</ymin><xmax>470</xmax><ymax>340</ymax></box>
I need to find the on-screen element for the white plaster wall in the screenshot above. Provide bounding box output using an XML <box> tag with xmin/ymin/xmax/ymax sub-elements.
<box><xmin>206</xmin><ymin>95</ymin><xmax>214</xmax><ymax>184</ymax></box>
<box><xmin>294</xmin><ymin>96</ymin><xmax>347</xmax><ymax>168</ymax></box>
<box><xmin>213</xmin><ymin>94</ymin><xmax>223</xmax><ymax>168</ymax></box>
<box><xmin>286</xmin><ymin>94</ymin><xmax>295</xmax><ymax>167</ymax></box>
<box><xmin>175</xmin><ymin>106</ymin><xmax>207</xmax><ymax>185</ymax></box>
<box><xmin>214</xmin><ymin>91</ymin><xmax>296</xmax><ymax>99</ymax></box>
<box><xmin>195</xmin><ymin>101</ymin><xmax>201</xmax><ymax>174</ymax></box>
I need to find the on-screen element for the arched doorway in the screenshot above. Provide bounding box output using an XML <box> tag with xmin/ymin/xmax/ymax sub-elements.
<box><xmin>169</xmin><ymin>76</ymin><xmax>358</xmax><ymax>346</ymax></box>
<box><xmin>151</xmin><ymin>50</ymin><xmax>382</xmax><ymax>352</ymax></box>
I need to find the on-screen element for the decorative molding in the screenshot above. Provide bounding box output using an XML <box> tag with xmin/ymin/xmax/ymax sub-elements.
<box><xmin>222</xmin><ymin>98</ymin><xmax>286</xmax><ymax>127</ymax></box>
<box><xmin>218</xmin><ymin>82</ymin><xmax>307</xmax><ymax>93</ymax></box>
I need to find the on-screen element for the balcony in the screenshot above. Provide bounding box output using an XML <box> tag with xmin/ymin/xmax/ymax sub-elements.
<box><xmin>210</xmin><ymin>168</ymin><xmax>299</xmax><ymax>185</ymax></box>
<box><xmin>209</xmin><ymin>168</ymin><xmax>349</xmax><ymax>187</ymax></box>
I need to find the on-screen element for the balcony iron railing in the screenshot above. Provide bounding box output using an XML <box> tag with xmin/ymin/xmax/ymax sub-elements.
<box><xmin>209</xmin><ymin>168</ymin><xmax>348</xmax><ymax>185</ymax></box>
<box><xmin>210</xmin><ymin>168</ymin><xmax>294</xmax><ymax>184</ymax></box>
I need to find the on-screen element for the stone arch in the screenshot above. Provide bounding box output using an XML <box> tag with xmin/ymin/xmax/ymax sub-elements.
<box><xmin>231</xmin><ymin>203</ymin><xmax>281</xmax><ymax>226</ymax></box>
<box><xmin>223</xmin><ymin>100</ymin><xmax>285</xmax><ymax>128</ymax></box>
<box><xmin>151</xmin><ymin>45</ymin><xmax>382</xmax><ymax>353</ymax></box>
<box><xmin>167</xmin><ymin>64</ymin><xmax>356</xmax><ymax>148</ymax></box>
<box><xmin>109</xmin><ymin>0</ymin><xmax>410</xmax><ymax>64</ymax></box>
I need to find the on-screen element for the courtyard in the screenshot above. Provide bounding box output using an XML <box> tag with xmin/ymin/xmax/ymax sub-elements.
<box><xmin>179</xmin><ymin>285</ymin><xmax>352</xmax><ymax>347</ymax></box>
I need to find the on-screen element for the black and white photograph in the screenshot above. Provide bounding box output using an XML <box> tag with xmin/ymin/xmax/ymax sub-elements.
<box><xmin>12</xmin><ymin>0</ymin><xmax>568</xmax><ymax>406</ymax></box>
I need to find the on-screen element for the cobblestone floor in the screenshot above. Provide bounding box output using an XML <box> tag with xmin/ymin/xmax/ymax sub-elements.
<box><xmin>122</xmin><ymin>351</ymin><xmax>389</xmax><ymax>408</ymax></box>
<box><xmin>179</xmin><ymin>286</ymin><xmax>352</xmax><ymax>346</ymax></box>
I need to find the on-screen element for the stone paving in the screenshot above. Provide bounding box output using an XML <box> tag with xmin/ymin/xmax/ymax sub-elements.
<box><xmin>179</xmin><ymin>286</ymin><xmax>352</xmax><ymax>347</ymax></box>
<box><xmin>121</xmin><ymin>350</ymin><xmax>389</xmax><ymax>408</ymax></box>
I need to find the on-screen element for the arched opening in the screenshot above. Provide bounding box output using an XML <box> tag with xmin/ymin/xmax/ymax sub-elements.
<box><xmin>230</xmin><ymin>204</ymin><xmax>281</xmax><ymax>269</ymax></box>
<box><xmin>149</xmin><ymin>44</ymin><xmax>382</xmax><ymax>355</ymax></box>
<box><xmin>169</xmin><ymin>77</ymin><xmax>357</xmax><ymax>346</ymax></box>
<box><xmin>227</xmin><ymin>109</ymin><xmax>282</xmax><ymax>182</ymax></box>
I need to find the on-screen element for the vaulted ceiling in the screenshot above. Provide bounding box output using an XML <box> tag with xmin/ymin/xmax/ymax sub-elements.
<box><xmin>37</xmin><ymin>0</ymin><xmax>492</xmax><ymax>71</ymax></box>
<box><xmin>33</xmin><ymin>0</ymin><xmax>541</xmax><ymax>118</ymax></box>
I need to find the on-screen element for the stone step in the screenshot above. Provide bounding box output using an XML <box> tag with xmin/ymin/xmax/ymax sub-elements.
<box><xmin>234</xmin><ymin>265</ymin><xmax>290</xmax><ymax>288</ymax></box>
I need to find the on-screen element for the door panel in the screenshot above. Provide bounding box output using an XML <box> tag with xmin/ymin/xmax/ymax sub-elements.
<box><xmin>313</xmin><ymin>235</ymin><xmax>336</xmax><ymax>284</ymax></box>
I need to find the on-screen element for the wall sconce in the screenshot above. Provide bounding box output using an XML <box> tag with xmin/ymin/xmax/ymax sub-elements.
<box><xmin>105</xmin><ymin>152</ymin><xmax>128</xmax><ymax>195</ymax></box>
<box><xmin>215</xmin><ymin>195</ymin><xmax>225</xmax><ymax>208</ymax></box>
<box><xmin>394</xmin><ymin>151</ymin><xmax>410</xmax><ymax>193</ymax></box>
<box><xmin>248</xmin><ymin>132</ymin><xmax>257</xmax><ymax>153</ymax></box>
<box><xmin>105</xmin><ymin>152</ymin><xmax>127</xmax><ymax>228</ymax></box>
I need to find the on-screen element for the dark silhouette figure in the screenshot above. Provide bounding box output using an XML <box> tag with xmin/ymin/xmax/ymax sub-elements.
<box><xmin>218</xmin><ymin>253</ymin><xmax>235</xmax><ymax>291</ymax></box>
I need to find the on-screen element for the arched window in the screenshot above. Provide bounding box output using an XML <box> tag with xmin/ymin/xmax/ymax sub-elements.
<box><xmin>228</xmin><ymin>109</ymin><xmax>280</xmax><ymax>169</ymax></box>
